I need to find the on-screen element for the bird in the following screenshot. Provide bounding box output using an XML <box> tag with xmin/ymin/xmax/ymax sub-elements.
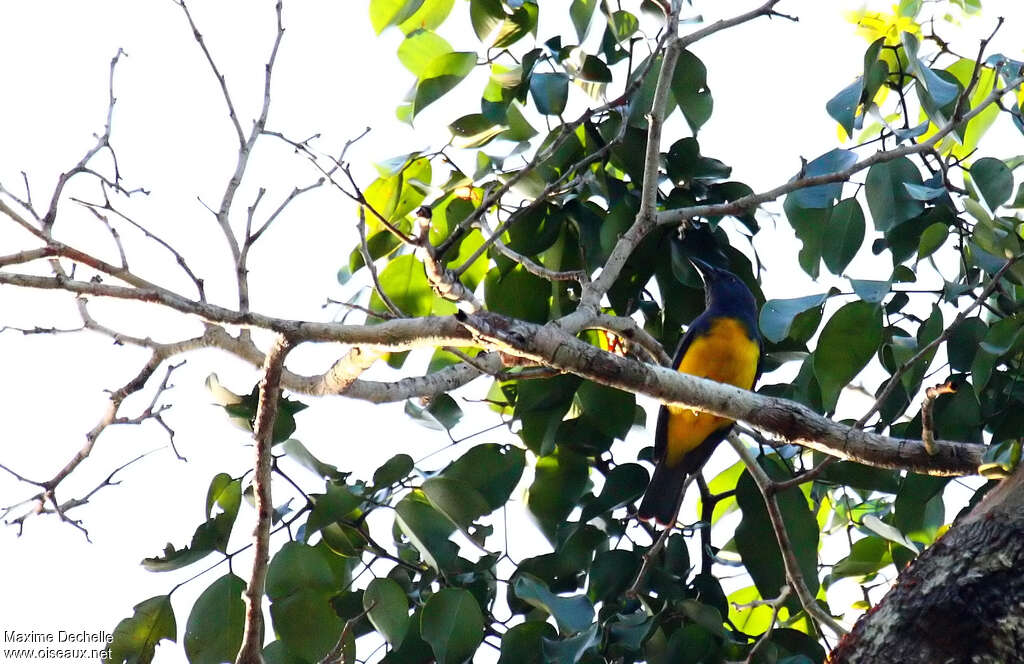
<box><xmin>637</xmin><ymin>256</ymin><xmax>763</xmax><ymax>525</ymax></box>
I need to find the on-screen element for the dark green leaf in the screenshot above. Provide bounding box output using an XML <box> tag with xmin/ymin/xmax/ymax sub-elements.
<box><xmin>783</xmin><ymin>195</ymin><xmax>829</xmax><ymax>278</ymax></box>
<box><xmin>971</xmin><ymin>157</ymin><xmax>1014</xmax><ymax>210</ymax></box>
<box><xmin>735</xmin><ymin>458</ymin><xmax>820</xmax><ymax>603</ymax></box>
<box><xmin>823</xmin><ymin>198</ymin><xmax>865</xmax><ymax>274</ymax></box>
<box><xmin>531</xmin><ymin>72</ymin><xmax>569</xmax><ymax>115</ymax></box>
<box><xmin>608</xmin><ymin>10</ymin><xmax>639</xmax><ymax>42</ymax></box>
<box><xmin>395</xmin><ymin>493</ymin><xmax>458</xmax><ymax>571</ymax></box>
<box><xmin>526</xmin><ymin>447</ymin><xmax>588</xmax><ymax>542</ymax></box>
<box><xmin>917</xmin><ymin>222</ymin><xmax>949</xmax><ymax>259</ymax></box>
<box><xmin>671</xmin><ymin>50</ymin><xmax>713</xmax><ymax>133</ymax></box>
<box><xmin>443</xmin><ymin>444</ymin><xmax>526</xmax><ymax>512</ymax></box>
<box><xmin>791</xmin><ymin>149</ymin><xmax>857</xmax><ymax>209</ymax></box>
<box><xmin>484</xmin><ymin>265</ymin><xmax>550</xmax><ymax>323</ymax></box>
<box><xmin>184</xmin><ymin>574</ymin><xmax>245</xmax><ymax>664</ymax></box>
<box><xmin>266</xmin><ymin>541</ymin><xmax>336</xmax><ymax>600</ymax></box>
<box><xmin>470</xmin><ymin>0</ymin><xmax>504</xmax><ymax>41</ymax></box>
<box><xmin>569</xmin><ymin>0</ymin><xmax>597</xmax><ymax>41</ymax></box>
<box><xmin>826</xmin><ymin>78</ymin><xmax>863</xmax><ymax>139</ymax></box>
<box><xmin>421</xmin><ymin>589</ymin><xmax>485</xmax><ymax>664</ymax></box>
<box><xmin>493</xmin><ymin>2</ymin><xmax>538</xmax><ymax>49</ymax></box>
<box><xmin>270</xmin><ymin>589</ymin><xmax>344</xmax><ymax>663</ymax></box>
<box><xmin>814</xmin><ymin>301</ymin><xmax>883</xmax><ymax>411</ymax></box>
<box><xmin>304</xmin><ymin>481</ymin><xmax>362</xmax><ymax>541</ymax></box>
<box><xmin>541</xmin><ymin>623</ymin><xmax>599</xmax><ymax>664</ymax></box>
<box><xmin>865</xmin><ymin>157</ymin><xmax>924</xmax><ymax>231</ymax></box>
<box><xmin>901</xmin><ymin>33</ymin><xmax>959</xmax><ymax>107</ymax></box>
<box><xmin>947</xmin><ymin>317</ymin><xmax>987</xmax><ymax>371</ymax></box>
<box><xmin>421</xmin><ymin>476</ymin><xmax>491</xmax><ymax>529</ymax></box>
<box><xmin>108</xmin><ymin>596</ymin><xmax>176</xmax><ymax>664</ymax></box>
<box><xmin>575</xmin><ymin>381</ymin><xmax>634</xmax><ymax>440</ymax></box>
<box><xmin>448</xmin><ymin>113</ymin><xmax>506</xmax><ymax>148</ymax></box>
<box><xmin>364</xmin><ymin>578</ymin><xmax>410</xmax><ymax>646</ymax></box>
<box><xmin>281</xmin><ymin>439</ymin><xmax>345</xmax><ymax>481</ymax></box>
<box><xmin>373</xmin><ymin>453</ymin><xmax>415</xmax><ymax>489</ymax></box>
<box><xmin>579</xmin><ymin>463</ymin><xmax>648</xmax><ymax>522</ymax></box>
<box><xmin>759</xmin><ymin>293</ymin><xmax>830</xmax><ymax>343</ymax></box>
<box><xmin>513</xmin><ymin>574</ymin><xmax>595</xmax><ymax>634</ymax></box>
<box><xmin>499</xmin><ymin>621</ymin><xmax>558</xmax><ymax>664</ymax></box>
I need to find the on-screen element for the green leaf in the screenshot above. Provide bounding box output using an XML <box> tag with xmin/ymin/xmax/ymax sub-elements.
<box><xmin>850</xmin><ymin>278</ymin><xmax>891</xmax><ymax>303</ymax></box>
<box><xmin>470</xmin><ymin>0</ymin><xmax>504</xmax><ymax>40</ymax></box>
<box><xmin>531</xmin><ymin>72</ymin><xmax>569</xmax><ymax>115</ymax></box>
<box><xmin>499</xmin><ymin>621</ymin><xmax>558</xmax><ymax>664</ymax></box>
<box><xmin>269</xmin><ymin>590</ymin><xmax>343</xmax><ymax>663</ymax></box>
<box><xmin>443</xmin><ymin>444</ymin><xmax>526</xmax><ymax>512</ymax></box>
<box><xmin>370</xmin><ymin>0</ymin><xmax>425</xmax><ymax>34</ymax></box>
<box><xmin>421</xmin><ymin>476</ymin><xmax>491</xmax><ymax>529</ymax></box>
<box><xmin>783</xmin><ymin>195</ymin><xmax>829</xmax><ymax>279</ymax></box>
<box><xmin>405</xmin><ymin>393</ymin><xmax>464</xmax><ymax>430</ymax></box>
<box><xmin>493</xmin><ymin>2</ymin><xmax>538</xmax><ymax>49</ymax></box>
<box><xmin>364</xmin><ymin>578</ymin><xmax>410</xmax><ymax>646</ymax></box>
<box><xmin>373</xmin><ymin>453</ymin><xmax>415</xmax><ymax>489</ymax></box>
<box><xmin>398</xmin><ymin>29</ymin><xmax>452</xmax><ymax>77</ymax></box>
<box><xmin>814</xmin><ymin>301</ymin><xmax>883</xmax><ymax>411</ymax></box>
<box><xmin>865</xmin><ymin>157</ymin><xmax>924</xmax><ymax>231</ymax></box>
<box><xmin>734</xmin><ymin>459</ymin><xmax>820</xmax><ymax>604</ymax></box>
<box><xmin>579</xmin><ymin>463</ymin><xmax>648</xmax><ymax>522</ymax></box>
<box><xmin>791</xmin><ymin>149</ymin><xmax>857</xmax><ymax>209</ymax></box>
<box><xmin>759</xmin><ymin>293</ymin><xmax>830</xmax><ymax>343</ymax></box>
<box><xmin>398</xmin><ymin>0</ymin><xmax>454</xmax><ymax>34</ymax></box>
<box><xmin>826</xmin><ymin>77</ymin><xmax>863</xmax><ymax>139</ymax></box>
<box><xmin>506</xmin><ymin>203</ymin><xmax>564</xmax><ymax>256</ymax></box>
<box><xmin>484</xmin><ymin>264</ymin><xmax>550</xmax><ymax>323</ymax></box>
<box><xmin>108</xmin><ymin>596</ymin><xmax>176</xmax><ymax>664</ymax></box>
<box><xmin>569</xmin><ymin>0</ymin><xmax>597</xmax><ymax>41</ymax></box>
<box><xmin>541</xmin><ymin>623</ymin><xmax>599</xmax><ymax>664</ymax></box>
<box><xmin>513</xmin><ymin>574</ymin><xmax>595</xmax><ymax>634</ymax></box>
<box><xmin>414</xmin><ymin>51</ymin><xmax>476</xmax><ymax>117</ymax></box>
<box><xmin>448</xmin><ymin>113</ymin><xmax>506</xmax><ymax>149</ymax></box>
<box><xmin>281</xmin><ymin>439</ymin><xmax>345</xmax><ymax>481</ymax></box>
<box><xmin>266</xmin><ymin>541</ymin><xmax>336</xmax><ymax>600</ymax></box>
<box><xmin>575</xmin><ymin>381</ymin><xmax>634</xmax><ymax>440</ymax></box>
<box><xmin>671</xmin><ymin>50</ymin><xmax>713</xmax><ymax>133</ymax></box>
<box><xmin>184</xmin><ymin>574</ymin><xmax>245</xmax><ymax>664</ymax></box>
<box><xmin>588</xmin><ymin>550</ymin><xmax>641</xmax><ymax>604</ymax></box>
<box><xmin>526</xmin><ymin>447</ymin><xmax>588</xmax><ymax>542</ymax></box>
<box><xmin>904</xmin><ymin>182</ymin><xmax>948</xmax><ymax>201</ymax></box>
<box><xmin>420</xmin><ymin>589</ymin><xmax>485</xmax><ymax>664</ymax></box>
<box><xmin>917</xmin><ymin>222</ymin><xmax>949</xmax><ymax>259</ymax></box>
<box><xmin>861</xmin><ymin>514</ymin><xmax>918</xmax><ymax>553</ymax></box>
<box><xmin>395</xmin><ymin>493</ymin><xmax>458</xmax><ymax>571</ymax></box>
<box><xmin>371</xmin><ymin>254</ymin><xmax>456</xmax><ymax>318</ymax></box>
<box><xmin>947</xmin><ymin>317</ymin><xmax>987</xmax><ymax>371</ymax></box>
<box><xmin>971</xmin><ymin>157</ymin><xmax>1014</xmax><ymax>210</ymax></box>
<box><xmin>979</xmin><ymin>440</ymin><xmax>1022</xmax><ymax>479</ymax></box>
<box><xmin>823</xmin><ymin>198</ymin><xmax>865</xmax><ymax>274</ymax></box>
<box><xmin>303</xmin><ymin>481</ymin><xmax>362</xmax><ymax>541</ymax></box>
<box><xmin>608</xmin><ymin>10</ymin><xmax>639</xmax><ymax>42</ymax></box>
<box><xmin>901</xmin><ymin>33</ymin><xmax>958</xmax><ymax>107</ymax></box>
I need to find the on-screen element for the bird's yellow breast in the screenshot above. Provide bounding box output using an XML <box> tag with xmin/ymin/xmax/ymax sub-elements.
<box><xmin>665</xmin><ymin>317</ymin><xmax>760</xmax><ymax>466</ymax></box>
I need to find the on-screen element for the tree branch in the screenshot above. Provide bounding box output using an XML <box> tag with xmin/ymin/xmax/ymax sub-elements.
<box><xmin>728</xmin><ymin>434</ymin><xmax>849</xmax><ymax>638</ymax></box>
<box><xmin>237</xmin><ymin>334</ymin><xmax>292</xmax><ymax>664</ymax></box>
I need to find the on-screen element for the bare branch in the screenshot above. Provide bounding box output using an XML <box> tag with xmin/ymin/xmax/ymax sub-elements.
<box><xmin>237</xmin><ymin>334</ymin><xmax>292</xmax><ymax>664</ymax></box>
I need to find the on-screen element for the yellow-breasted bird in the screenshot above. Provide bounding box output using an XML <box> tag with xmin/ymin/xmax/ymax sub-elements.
<box><xmin>637</xmin><ymin>256</ymin><xmax>762</xmax><ymax>525</ymax></box>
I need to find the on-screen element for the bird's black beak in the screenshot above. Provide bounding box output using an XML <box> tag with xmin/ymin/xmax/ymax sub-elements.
<box><xmin>689</xmin><ymin>256</ymin><xmax>720</xmax><ymax>282</ymax></box>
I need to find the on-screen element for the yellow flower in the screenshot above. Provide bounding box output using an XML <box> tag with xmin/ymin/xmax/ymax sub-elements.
<box><xmin>845</xmin><ymin>5</ymin><xmax>921</xmax><ymax>45</ymax></box>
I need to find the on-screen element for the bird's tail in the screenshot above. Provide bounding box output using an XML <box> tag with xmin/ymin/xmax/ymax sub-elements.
<box><xmin>637</xmin><ymin>463</ymin><xmax>689</xmax><ymax>525</ymax></box>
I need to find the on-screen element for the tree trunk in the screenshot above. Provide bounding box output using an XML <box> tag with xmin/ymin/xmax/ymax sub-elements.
<box><xmin>829</xmin><ymin>468</ymin><xmax>1024</xmax><ymax>664</ymax></box>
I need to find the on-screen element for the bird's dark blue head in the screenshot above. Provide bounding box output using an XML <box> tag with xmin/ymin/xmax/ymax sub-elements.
<box><xmin>690</xmin><ymin>257</ymin><xmax>758</xmax><ymax>326</ymax></box>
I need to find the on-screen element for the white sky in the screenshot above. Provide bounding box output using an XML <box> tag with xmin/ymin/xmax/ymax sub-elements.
<box><xmin>1</xmin><ymin>1</ymin><xmax>1023</xmax><ymax>663</ymax></box>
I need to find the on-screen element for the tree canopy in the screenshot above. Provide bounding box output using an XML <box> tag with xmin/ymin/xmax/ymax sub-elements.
<box><xmin>2</xmin><ymin>1</ymin><xmax>1024</xmax><ymax>663</ymax></box>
